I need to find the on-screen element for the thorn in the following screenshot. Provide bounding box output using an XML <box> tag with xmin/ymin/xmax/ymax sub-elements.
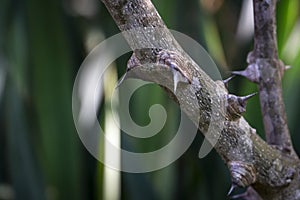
<box><xmin>231</xmin><ymin>71</ymin><xmax>243</xmax><ymax>76</ymax></box>
<box><xmin>238</xmin><ymin>92</ymin><xmax>257</xmax><ymax>104</ymax></box>
<box><xmin>223</xmin><ymin>75</ymin><xmax>236</xmax><ymax>88</ymax></box>
<box><xmin>246</xmin><ymin>51</ymin><xmax>254</xmax><ymax>64</ymax></box>
<box><xmin>237</xmin><ymin>93</ymin><xmax>257</xmax><ymax>110</ymax></box>
<box><xmin>172</xmin><ymin>69</ymin><xmax>180</xmax><ymax>93</ymax></box>
<box><xmin>171</xmin><ymin>68</ymin><xmax>189</xmax><ymax>93</ymax></box>
<box><xmin>227</xmin><ymin>184</ymin><xmax>237</xmax><ymax>196</ymax></box>
<box><xmin>231</xmin><ymin>64</ymin><xmax>259</xmax><ymax>83</ymax></box>
<box><xmin>116</xmin><ymin>70</ymin><xmax>134</xmax><ymax>89</ymax></box>
<box><xmin>115</xmin><ymin>73</ymin><xmax>127</xmax><ymax>89</ymax></box>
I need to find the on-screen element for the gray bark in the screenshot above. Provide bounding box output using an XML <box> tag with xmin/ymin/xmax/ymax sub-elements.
<box><xmin>101</xmin><ymin>0</ymin><xmax>300</xmax><ymax>199</ymax></box>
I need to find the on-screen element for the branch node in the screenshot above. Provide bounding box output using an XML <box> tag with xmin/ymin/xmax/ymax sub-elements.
<box><xmin>226</xmin><ymin>93</ymin><xmax>257</xmax><ymax>120</ymax></box>
<box><xmin>228</xmin><ymin>161</ymin><xmax>257</xmax><ymax>188</ymax></box>
<box><xmin>156</xmin><ymin>50</ymin><xmax>192</xmax><ymax>84</ymax></box>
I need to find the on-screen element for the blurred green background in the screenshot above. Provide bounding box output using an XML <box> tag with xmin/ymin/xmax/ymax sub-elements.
<box><xmin>1</xmin><ymin>0</ymin><xmax>300</xmax><ymax>199</ymax></box>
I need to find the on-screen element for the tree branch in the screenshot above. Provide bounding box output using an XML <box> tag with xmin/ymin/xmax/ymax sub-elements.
<box><xmin>234</xmin><ymin>0</ymin><xmax>295</xmax><ymax>155</ymax></box>
<box><xmin>101</xmin><ymin>0</ymin><xmax>300</xmax><ymax>199</ymax></box>
<box><xmin>251</xmin><ymin>0</ymin><xmax>295</xmax><ymax>155</ymax></box>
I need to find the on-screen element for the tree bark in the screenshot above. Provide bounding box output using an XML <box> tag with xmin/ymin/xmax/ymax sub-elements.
<box><xmin>101</xmin><ymin>0</ymin><xmax>300</xmax><ymax>199</ymax></box>
<box><xmin>234</xmin><ymin>0</ymin><xmax>296</xmax><ymax>156</ymax></box>
<box><xmin>252</xmin><ymin>0</ymin><xmax>295</xmax><ymax>155</ymax></box>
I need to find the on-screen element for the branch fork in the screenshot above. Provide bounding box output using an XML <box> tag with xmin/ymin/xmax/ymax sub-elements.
<box><xmin>101</xmin><ymin>0</ymin><xmax>300</xmax><ymax>198</ymax></box>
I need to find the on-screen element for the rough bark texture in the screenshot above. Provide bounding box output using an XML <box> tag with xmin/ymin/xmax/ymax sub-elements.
<box><xmin>252</xmin><ymin>0</ymin><xmax>294</xmax><ymax>154</ymax></box>
<box><xmin>101</xmin><ymin>0</ymin><xmax>300</xmax><ymax>199</ymax></box>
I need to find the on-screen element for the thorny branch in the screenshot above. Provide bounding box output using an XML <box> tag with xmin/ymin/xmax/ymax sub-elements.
<box><xmin>101</xmin><ymin>0</ymin><xmax>300</xmax><ymax>199</ymax></box>
<box><xmin>233</xmin><ymin>0</ymin><xmax>296</xmax><ymax>156</ymax></box>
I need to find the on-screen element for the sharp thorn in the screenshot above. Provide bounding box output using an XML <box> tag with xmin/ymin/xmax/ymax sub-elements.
<box><xmin>227</xmin><ymin>184</ymin><xmax>237</xmax><ymax>196</ymax></box>
<box><xmin>240</xmin><ymin>92</ymin><xmax>257</xmax><ymax>101</ymax></box>
<box><xmin>238</xmin><ymin>92</ymin><xmax>257</xmax><ymax>107</ymax></box>
<box><xmin>223</xmin><ymin>75</ymin><xmax>236</xmax><ymax>87</ymax></box>
<box><xmin>172</xmin><ymin>69</ymin><xmax>180</xmax><ymax>93</ymax></box>
<box><xmin>231</xmin><ymin>70</ymin><xmax>245</xmax><ymax>77</ymax></box>
<box><xmin>231</xmin><ymin>70</ymin><xmax>251</xmax><ymax>81</ymax></box>
<box><xmin>115</xmin><ymin>73</ymin><xmax>128</xmax><ymax>89</ymax></box>
<box><xmin>231</xmin><ymin>64</ymin><xmax>259</xmax><ymax>83</ymax></box>
<box><xmin>171</xmin><ymin>68</ymin><xmax>189</xmax><ymax>93</ymax></box>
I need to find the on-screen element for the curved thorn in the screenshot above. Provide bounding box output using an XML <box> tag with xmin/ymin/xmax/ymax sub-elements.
<box><xmin>223</xmin><ymin>75</ymin><xmax>236</xmax><ymax>88</ymax></box>
<box><xmin>173</xmin><ymin>70</ymin><xmax>179</xmax><ymax>93</ymax></box>
<box><xmin>115</xmin><ymin>69</ymin><xmax>134</xmax><ymax>89</ymax></box>
<box><xmin>227</xmin><ymin>184</ymin><xmax>237</xmax><ymax>196</ymax></box>
<box><xmin>115</xmin><ymin>73</ymin><xmax>128</xmax><ymax>89</ymax></box>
